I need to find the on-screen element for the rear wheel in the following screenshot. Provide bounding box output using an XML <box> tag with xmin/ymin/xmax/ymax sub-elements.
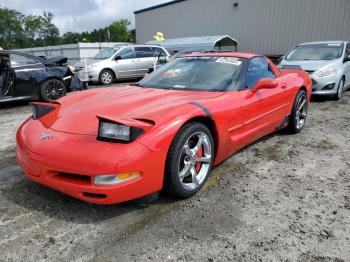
<box><xmin>40</xmin><ymin>79</ymin><xmax>67</xmax><ymax>102</ymax></box>
<box><xmin>287</xmin><ymin>89</ymin><xmax>308</xmax><ymax>134</ymax></box>
<box><xmin>99</xmin><ymin>70</ymin><xmax>114</xmax><ymax>85</ymax></box>
<box><xmin>334</xmin><ymin>77</ymin><xmax>345</xmax><ymax>101</ymax></box>
<box><xmin>164</xmin><ymin>122</ymin><xmax>214</xmax><ymax>198</ymax></box>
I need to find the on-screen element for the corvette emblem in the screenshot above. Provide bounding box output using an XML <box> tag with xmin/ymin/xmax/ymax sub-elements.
<box><xmin>40</xmin><ymin>133</ymin><xmax>53</xmax><ymax>141</ymax></box>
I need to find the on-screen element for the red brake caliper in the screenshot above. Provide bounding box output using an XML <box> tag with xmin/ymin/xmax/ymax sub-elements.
<box><xmin>195</xmin><ymin>147</ymin><xmax>203</xmax><ymax>173</ymax></box>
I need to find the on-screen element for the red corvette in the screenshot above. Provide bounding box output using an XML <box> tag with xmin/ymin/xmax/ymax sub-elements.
<box><xmin>16</xmin><ymin>53</ymin><xmax>311</xmax><ymax>204</ymax></box>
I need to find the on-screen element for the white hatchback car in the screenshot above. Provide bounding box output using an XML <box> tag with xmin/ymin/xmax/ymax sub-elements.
<box><xmin>76</xmin><ymin>45</ymin><xmax>170</xmax><ymax>85</ymax></box>
<box><xmin>279</xmin><ymin>41</ymin><xmax>350</xmax><ymax>100</ymax></box>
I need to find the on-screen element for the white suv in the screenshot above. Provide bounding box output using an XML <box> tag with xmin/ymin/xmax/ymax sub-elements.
<box><xmin>76</xmin><ymin>45</ymin><xmax>170</xmax><ymax>85</ymax></box>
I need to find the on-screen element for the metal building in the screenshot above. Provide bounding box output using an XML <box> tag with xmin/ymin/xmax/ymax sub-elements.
<box><xmin>135</xmin><ymin>0</ymin><xmax>350</xmax><ymax>56</ymax></box>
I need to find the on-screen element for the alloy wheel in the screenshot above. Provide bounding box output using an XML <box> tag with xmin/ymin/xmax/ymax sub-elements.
<box><xmin>45</xmin><ymin>81</ymin><xmax>66</xmax><ymax>101</ymax></box>
<box><xmin>177</xmin><ymin>132</ymin><xmax>212</xmax><ymax>191</ymax></box>
<box><xmin>295</xmin><ymin>94</ymin><xmax>307</xmax><ymax>130</ymax></box>
<box><xmin>101</xmin><ymin>71</ymin><xmax>113</xmax><ymax>84</ymax></box>
<box><xmin>337</xmin><ymin>79</ymin><xmax>344</xmax><ymax>100</ymax></box>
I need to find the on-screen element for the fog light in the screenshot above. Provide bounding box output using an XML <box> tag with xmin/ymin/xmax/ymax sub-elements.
<box><xmin>94</xmin><ymin>172</ymin><xmax>140</xmax><ymax>186</ymax></box>
<box><xmin>322</xmin><ymin>83</ymin><xmax>335</xmax><ymax>90</ymax></box>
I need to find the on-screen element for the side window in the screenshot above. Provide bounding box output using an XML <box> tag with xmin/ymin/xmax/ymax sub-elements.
<box><xmin>135</xmin><ymin>47</ymin><xmax>153</xmax><ymax>58</ymax></box>
<box><xmin>346</xmin><ymin>44</ymin><xmax>350</xmax><ymax>56</ymax></box>
<box><xmin>117</xmin><ymin>47</ymin><xmax>135</xmax><ymax>60</ymax></box>
<box><xmin>10</xmin><ymin>54</ymin><xmax>38</xmax><ymax>67</ymax></box>
<box><xmin>245</xmin><ymin>57</ymin><xmax>276</xmax><ymax>89</ymax></box>
<box><xmin>152</xmin><ymin>47</ymin><xmax>166</xmax><ymax>58</ymax></box>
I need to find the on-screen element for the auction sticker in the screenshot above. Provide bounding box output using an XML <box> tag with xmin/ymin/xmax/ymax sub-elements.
<box><xmin>215</xmin><ymin>57</ymin><xmax>242</xmax><ymax>65</ymax></box>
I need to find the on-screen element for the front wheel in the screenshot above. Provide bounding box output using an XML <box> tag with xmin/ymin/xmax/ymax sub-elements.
<box><xmin>287</xmin><ymin>89</ymin><xmax>308</xmax><ymax>134</ymax></box>
<box><xmin>334</xmin><ymin>77</ymin><xmax>345</xmax><ymax>101</ymax></box>
<box><xmin>164</xmin><ymin>122</ymin><xmax>214</xmax><ymax>198</ymax></box>
<box><xmin>40</xmin><ymin>79</ymin><xmax>67</xmax><ymax>102</ymax></box>
<box><xmin>99</xmin><ymin>70</ymin><xmax>114</xmax><ymax>85</ymax></box>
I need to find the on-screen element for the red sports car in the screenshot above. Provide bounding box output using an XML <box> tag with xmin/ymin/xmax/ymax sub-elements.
<box><xmin>16</xmin><ymin>53</ymin><xmax>311</xmax><ymax>204</ymax></box>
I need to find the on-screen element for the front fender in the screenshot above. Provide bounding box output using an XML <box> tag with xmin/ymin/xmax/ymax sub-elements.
<box><xmin>137</xmin><ymin>102</ymin><xmax>209</xmax><ymax>153</ymax></box>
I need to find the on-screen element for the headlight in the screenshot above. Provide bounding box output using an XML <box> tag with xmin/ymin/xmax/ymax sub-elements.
<box><xmin>315</xmin><ymin>66</ymin><xmax>337</xmax><ymax>78</ymax></box>
<box><xmin>88</xmin><ymin>63</ymin><xmax>99</xmax><ymax>70</ymax></box>
<box><xmin>97</xmin><ymin>121</ymin><xmax>144</xmax><ymax>143</ymax></box>
<box><xmin>68</xmin><ymin>65</ymin><xmax>75</xmax><ymax>74</ymax></box>
<box><xmin>32</xmin><ymin>104</ymin><xmax>55</xmax><ymax>120</ymax></box>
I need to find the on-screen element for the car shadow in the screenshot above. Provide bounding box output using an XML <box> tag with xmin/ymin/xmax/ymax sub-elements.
<box><xmin>0</xmin><ymin>100</ymin><xmax>30</xmax><ymax>109</ymax></box>
<box><xmin>0</xmin><ymin>157</ymin><xmax>178</xmax><ymax>224</ymax></box>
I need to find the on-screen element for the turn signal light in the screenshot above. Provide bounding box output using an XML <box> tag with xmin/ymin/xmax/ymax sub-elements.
<box><xmin>94</xmin><ymin>172</ymin><xmax>141</xmax><ymax>186</ymax></box>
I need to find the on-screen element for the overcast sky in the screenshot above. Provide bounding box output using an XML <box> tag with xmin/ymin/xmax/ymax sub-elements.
<box><xmin>0</xmin><ymin>0</ymin><xmax>169</xmax><ymax>34</ymax></box>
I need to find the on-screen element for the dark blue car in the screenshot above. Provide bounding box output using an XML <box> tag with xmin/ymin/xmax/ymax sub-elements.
<box><xmin>0</xmin><ymin>50</ymin><xmax>86</xmax><ymax>103</ymax></box>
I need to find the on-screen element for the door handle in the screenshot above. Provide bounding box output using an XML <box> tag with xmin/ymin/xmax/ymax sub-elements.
<box><xmin>281</xmin><ymin>84</ymin><xmax>287</xmax><ymax>89</ymax></box>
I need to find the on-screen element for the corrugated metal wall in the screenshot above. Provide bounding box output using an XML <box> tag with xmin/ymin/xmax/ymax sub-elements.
<box><xmin>135</xmin><ymin>0</ymin><xmax>350</xmax><ymax>55</ymax></box>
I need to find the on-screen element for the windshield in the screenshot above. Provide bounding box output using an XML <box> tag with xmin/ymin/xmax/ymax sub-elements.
<box><xmin>286</xmin><ymin>43</ymin><xmax>344</xmax><ymax>61</ymax></box>
<box><xmin>93</xmin><ymin>48</ymin><xmax>119</xmax><ymax>60</ymax></box>
<box><xmin>139</xmin><ymin>56</ymin><xmax>245</xmax><ymax>91</ymax></box>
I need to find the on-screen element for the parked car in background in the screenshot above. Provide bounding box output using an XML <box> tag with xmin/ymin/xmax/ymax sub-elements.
<box><xmin>0</xmin><ymin>51</ymin><xmax>86</xmax><ymax>103</ymax></box>
<box><xmin>75</xmin><ymin>45</ymin><xmax>170</xmax><ymax>85</ymax></box>
<box><xmin>279</xmin><ymin>41</ymin><xmax>350</xmax><ymax>100</ymax></box>
<box><xmin>17</xmin><ymin>52</ymin><xmax>311</xmax><ymax>204</ymax></box>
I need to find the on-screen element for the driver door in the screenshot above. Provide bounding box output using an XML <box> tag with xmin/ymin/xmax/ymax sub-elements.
<box><xmin>114</xmin><ymin>47</ymin><xmax>138</xmax><ymax>78</ymax></box>
<box><xmin>10</xmin><ymin>53</ymin><xmax>45</xmax><ymax>98</ymax></box>
<box><xmin>234</xmin><ymin>57</ymin><xmax>289</xmax><ymax>146</ymax></box>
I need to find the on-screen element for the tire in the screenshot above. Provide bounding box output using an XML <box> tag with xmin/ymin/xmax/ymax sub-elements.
<box><xmin>40</xmin><ymin>79</ymin><xmax>67</xmax><ymax>102</ymax></box>
<box><xmin>164</xmin><ymin>122</ymin><xmax>214</xmax><ymax>198</ymax></box>
<box><xmin>99</xmin><ymin>69</ymin><xmax>114</xmax><ymax>85</ymax></box>
<box><xmin>334</xmin><ymin>77</ymin><xmax>345</xmax><ymax>101</ymax></box>
<box><xmin>286</xmin><ymin>89</ymin><xmax>308</xmax><ymax>134</ymax></box>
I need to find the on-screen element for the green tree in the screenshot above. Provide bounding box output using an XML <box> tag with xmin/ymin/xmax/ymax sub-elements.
<box><xmin>39</xmin><ymin>12</ymin><xmax>59</xmax><ymax>46</ymax></box>
<box><xmin>108</xmin><ymin>19</ymin><xmax>131</xmax><ymax>42</ymax></box>
<box><xmin>23</xmin><ymin>15</ymin><xmax>43</xmax><ymax>47</ymax></box>
<box><xmin>62</xmin><ymin>32</ymin><xmax>80</xmax><ymax>44</ymax></box>
<box><xmin>0</xmin><ymin>7</ymin><xmax>25</xmax><ymax>49</ymax></box>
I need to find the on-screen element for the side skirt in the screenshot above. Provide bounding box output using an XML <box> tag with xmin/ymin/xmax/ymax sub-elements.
<box><xmin>276</xmin><ymin>114</ymin><xmax>291</xmax><ymax>130</ymax></box>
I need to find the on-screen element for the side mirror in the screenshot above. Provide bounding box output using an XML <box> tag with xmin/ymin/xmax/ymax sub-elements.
<box><xmin>158</xmin><ymin>56</ymin><xmax>168</xmax><ymax>63</ymax></box>
<box><xmin>251</xmin><ymin>78</ymin><xmax>278</xmax><ymax>92</ymax></box>
<box><xmin>344</xmin><ymin>55</ymin><xmax>350</xmax><ymax>62</ymax></box>
<box><xmin>115</xmin><ymin>55</ymin><xmax>122</xmax><ymax>61</ymax></box>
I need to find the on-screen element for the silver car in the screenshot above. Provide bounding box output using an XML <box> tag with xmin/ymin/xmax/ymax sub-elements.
<box><xmin>279</xmin><ymin>41</ymin><xmax>350</xmax><ymax>100</ymax></box>
<box><xmin>75</xmin><ymin>45</ymin><xmax>170</xmax><ymax>85</ymax></box>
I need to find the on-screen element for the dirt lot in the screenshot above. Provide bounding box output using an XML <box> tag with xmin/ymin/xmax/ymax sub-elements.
<box><xmin>0</xmin><ymin>87</ymin><xmax>350</xmax><ymax>261</ymax></box>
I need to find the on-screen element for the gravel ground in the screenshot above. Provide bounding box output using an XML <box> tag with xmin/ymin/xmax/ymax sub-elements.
<box><xmin>0</xmin><ymin>88</ymin><xmax>349</xmax><ymax>261</ymax></box>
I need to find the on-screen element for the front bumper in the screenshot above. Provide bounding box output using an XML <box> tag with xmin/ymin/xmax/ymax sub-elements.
<box><xmin>16</xmin><ymin>119</ymin><xmax>165</xmax><ymax>204</ymax></box>
<box><xmin>87</xmin><ymin>69</ymin><xmax>100</xmax><ymax>82</ymax></box>
<box><xmin>310</xmin><ymin>75</ymin><xmax>339</xmax><ymax>95</ymax></box>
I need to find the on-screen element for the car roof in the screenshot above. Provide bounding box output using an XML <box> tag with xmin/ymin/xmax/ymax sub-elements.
<box><xmin>0</xmin><ymin>50</ymin><xmax>45</xmax><ymax>60</ymax></box>
<box><xmin>113</xmin><ymin>44</ymin><xmax>165</xmax><ymax>49</ymax></box>
<box><xmin>184</xmin><ymin>52</ymin><xmax>260</xmax><ymax>59</ymax></box>
<box><xmin>298</xmin><ymin>41</ymin><xmax>345</xmax><ymax>46</ymax></box>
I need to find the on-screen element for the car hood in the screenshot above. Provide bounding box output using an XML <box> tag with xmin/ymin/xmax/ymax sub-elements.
<box><xmin>49</xmin><ymin>86</ymin><xmax>224</xmax><ymax>135</ymax></box>
<box><xmin>280</xmin><ymin>59</ymin><xmax>340</xmax><ymax>72</ymax></box>
<box><xmin>44</xmin><ymin>56</ymin><xmax>68</xmax><ymax>66</ymax></box>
